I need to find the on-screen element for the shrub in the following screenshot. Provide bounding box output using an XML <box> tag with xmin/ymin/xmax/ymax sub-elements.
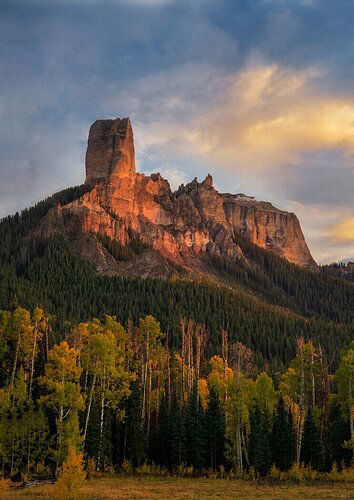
<box><xmin>54</xmin><ymin>447</ymin><xmax>86</xmax><ymax>499</ymax></box>
<box><xmin>269</xmin><ymin>464</ymin><xmax>285</xmax><ymax>482</ymax></box>
<box><xmin>0</xmin><ymin>478</ymin><xmax>10</xmax><ymax>496</ymax></box>
<box><xmin>325</xmin><ymin>464</ymin><xmax>354</xmax><ymax>483</ymax></box>
<box><xmin>120</xmin><ymin>460</ymin><xmax>133</xmax><ymax>476</ymax></box>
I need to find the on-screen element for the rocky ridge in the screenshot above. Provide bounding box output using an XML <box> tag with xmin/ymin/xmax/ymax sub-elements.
<box><xmin>40</xmin><ymin>117</ymin><xmax>317</xmax><ymax>275</ymax></box>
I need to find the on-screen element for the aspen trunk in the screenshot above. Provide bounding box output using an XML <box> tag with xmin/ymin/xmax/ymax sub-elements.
<box><xmin>10</xmin><ymin>330</ymin><xmax>21</xmax><ymax>387</ymax></box>
<box><xmin>296</xmin><ymin>369</ymin><xmax>305</xmax><ymax>463</ymax></box>
<box><xmin>45</xmin><ymin>325</ymin><xmax>49</xmax><ymax>362</ymax></box>
<box><xmin>55</xmin><ymin>405</ymin><xmax>64</xmax><ymax>476</ymax></box>
<box><xmin>28</xmin><ymin>328</ymin><xmax>38</xmax><ymax>399</ymax></box>
<box><xmin>196</xmin><ymin>330</ymin><xmax>201</xmax><ymax>382</ymax></box>
<box><xmin>236</xmin><ymin>422</ymin><xmax>243</xmax><ymax>475</ymax></box>
<box><xmin>97</xmin><ymin>384</ymin><xmax>105</xmax><ymax>470</ymax></box>
<box><xmin>241</xmin><ymin>428</ymin><xmax>250</xmax><ymax>468</ymax></box>
<box><xmin>83</xmin><ymin>373</ymin><xmax>97</xmax><ymax>443</ymax></box>
<box><xmin>221</xmin><ymin>330</ymin><xmax>228</xmax><ymax>403</ymax></box>
<box><xmin>181</xmin><ymin>319</ymin><xmax>186</xmax><ymax>403</ymax></box>
<box><xmin>147</xmin><ymin>362</ymin><xmax>152</xmax><ymax>435</ymax></box>
<box><xmin>167</xmin><ymin>347</ymin><xmax>171</xmax><ymax>408</ymax></box>
<box><xmin>142</xmin><ymin>332</ymin><xmax>149</xmax><ymax>419</ymax></box>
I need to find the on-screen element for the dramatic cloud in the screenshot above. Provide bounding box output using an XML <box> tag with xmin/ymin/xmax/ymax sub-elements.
<box><xmin>194</xmin><ymin>64</ymin><xmax>354</xmax><ymax>168</ymax></box>
<box><xmin>1</xmin><ymin>0</ymin><xmax>354</xmax><ymax>262</ymax></box>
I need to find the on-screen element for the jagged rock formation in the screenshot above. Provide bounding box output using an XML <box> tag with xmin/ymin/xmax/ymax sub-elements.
<box><xmin>41</xmin><ymin>117</ymin><xmax>317</xmax><ymax>274</ymax></box>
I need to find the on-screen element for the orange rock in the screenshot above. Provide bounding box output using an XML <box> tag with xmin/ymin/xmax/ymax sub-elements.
<box><xmin>47</xmin><ymin>117</ymin><xmax>317</xmax><ymax>273</ymax></box>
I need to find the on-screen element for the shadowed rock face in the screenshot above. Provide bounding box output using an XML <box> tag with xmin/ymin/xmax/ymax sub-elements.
<box><xmin>43</xmin><ymin>117</ymin><xmax>317</xmax><ymax>273</ymax></box>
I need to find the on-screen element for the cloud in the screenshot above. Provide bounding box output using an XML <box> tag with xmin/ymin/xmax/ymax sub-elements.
<box><xmin>333</xmin><ymin>217</ymin><xmax>354</xmax><ymax>242</ymax></box>
<box><xmin>288</xmin><ymin>202</ymin><xmax>354</xmax><ymax>264</ymax></box>
<box><xmin>117</xmin><ymin>61</ymin><xmax>354</xmax><ymax>172</ymax></box>
<box><xmin>194</xmin><ymin>63</ymin><xmax>354</xmax><ymax>169</ymax></box>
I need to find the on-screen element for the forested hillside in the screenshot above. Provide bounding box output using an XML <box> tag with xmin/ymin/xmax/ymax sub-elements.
<box><xmin>0</xmin><ymin>187</ymin><xmax>353</xmax><ymax>370</ymax></box>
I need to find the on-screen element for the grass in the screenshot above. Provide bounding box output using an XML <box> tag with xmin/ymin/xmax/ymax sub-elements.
<box><xmin>8</xmin><ymin>477</ymin><xmax>354</xmax><ymax>499</ymax></box>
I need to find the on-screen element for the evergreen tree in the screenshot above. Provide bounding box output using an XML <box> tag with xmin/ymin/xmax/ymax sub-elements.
<box><xmin>155</xmin><ymin>396</ymin><xmax>170</xmax><ymax>468</ymax></box>
<box><xmin>124</xmin><ymin>382</ymin><xmax>147</xmax><ymax>467</ymax></box>
<box><xmin>301</xmin><ymin>408</ymin><xmax>323</xmax><ymax>470</ymax></box>
<box><xmin>271</xmin><ymin>397</ymin><xmax>295</xmax><ymax>471</ymax></box>
<box><xmin>249</xmin><ymin>407</ymin><xmax>272</xmax><ymax>477</ymax></box>
<box><xmin>327</xmin><ymin>397</ymin><xmax>352</xmax><ymax>469</ymax></box>
<box><xmin>204</xmin><ymin>387</ymin><xmax>225</xmax><ymax>470</ymax></box>
<box><xmin>169</xmin><ymin>395</ymin><xmax>186</xmax><ymax>469</ymax></box>
<box><xmin>186</xmin><ymin>383</ymin><xmax>205</xmax><ymax>470</ymax></box>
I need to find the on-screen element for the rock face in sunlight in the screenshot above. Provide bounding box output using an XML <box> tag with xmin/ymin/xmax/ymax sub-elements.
<box><xmin>41</xmin><ymin>117</ymin><xmax>317</xmax><ymax>274</ymax></box>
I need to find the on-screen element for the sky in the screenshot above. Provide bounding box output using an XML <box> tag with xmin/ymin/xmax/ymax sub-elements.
<box><xmin>1</xmin><ymin>0</ymin><xmax>354</xmax><ymax>264</ymax></box>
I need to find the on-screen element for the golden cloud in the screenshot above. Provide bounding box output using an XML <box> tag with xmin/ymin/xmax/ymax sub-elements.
<box><xmin>333</xmin><ymin>217</ymin><xmax>354</xmax><ymax>242</ymax></box>
<box><xmin>195</xmin><ymin>64</ymin><xmax>354</xmax><ymax>168</ymax></box>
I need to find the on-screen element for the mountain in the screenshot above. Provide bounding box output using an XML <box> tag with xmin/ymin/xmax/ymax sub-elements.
<box><xmin>37</xmin><ymin>117</ymin><xmax>317</xmax><ymax>276</ymax></box>
<box><xmin>0</xmin><ymin>117</ymin><xmax>353</xmax><ymax>371</ymax></box>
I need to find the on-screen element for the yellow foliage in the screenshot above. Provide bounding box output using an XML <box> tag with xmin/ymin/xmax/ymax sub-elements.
<box><xmin>198</xmin><ymin>378</ymin><xmax>209</xmax><ymax>410</ymax></box>
<box><xmin>269</xmin><ymin>464</ymin><xmax>286</xmax><ymax>482</ymax></box>
<box><xmin>285</xmin><ymin>463</ymin><xmax>319</xmax><ymax>483</ymax></box>
<box><xmin>325</xmin><ymin>463</ymin><xmax>354</xmax><ymax>482</ymax></box>
<box><xmin>54</xmin><ymin>447</ymin><xmax>86</xmax><ymax>499</ymax></box>
<box><xmin>0</xmin><ymin>478</ymin><xmax>10</xmax><ymax>495</ymax></box>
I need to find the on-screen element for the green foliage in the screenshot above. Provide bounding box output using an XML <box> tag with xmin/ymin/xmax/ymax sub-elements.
<box><xmin>327</xmin><ymin>397</ymin><xmax>352</xmax><ymax>468</ymax></box>
<box><xmin>204</xmin><ymin>387</ymin><xmax>225</xmax><ymax>471</ymax></box>
<box><xmin>249</xmin><ymin>407</ymin><xmax>272</xmax><ymax>477</ymax></box>
<box><xmin>186</xmin><ymin>383</ymin><xmax>205</xmax><ymax>469</ymax></box>
<box><xmin>271</xmin><ymin>397</ymin><xmax>295</xmax><ymax>471</ymax></box>
<box><xmin>169</xmin><ymin>395</ymin><xmax>186</xmax><ymax>468</ymax></box>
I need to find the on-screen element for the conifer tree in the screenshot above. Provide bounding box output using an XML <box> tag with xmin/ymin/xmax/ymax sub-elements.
<box><xmin>186</xmin><ymin>383</ymin><xmax>204</xmax><ymax>470</ymax></box>
<box><xmin>155</xmin><ymin>395</ymin><xmax>170</xmax><ymax>468</ymax></box>
<box><xmin>271</xmin><ymin>397</ymin><xmax>295</xmax><ymax>471</ymax></box>
<box><xmin>124</xmin><ymin>382</ymin><xmax>147</xmax><ymax>467</ymax></box>
<box><xmin>204</xmin><ymin>387</ymin><xmax>225</xmax><ymax>470</ymax></box>
<box><xmin>249</xmin><ymin>407</ymin><xmax>272</xmax><ymax>477</ymax></box>
<box><xmin>336</xmin><ymin>341</ymin><xmax>354</xmax><ymax>452</ymax></box>
<box><xmin>327</xmin><ymin>397</ymin><xmax>352</xmax><ymax>469</ymax></box>
<box><xmin>301</xmin><ymin>408</ymin><xmax>323</xmax><ymax>470</ymax></box>
<box><xmin>169</xmin><ymin>395</ymin><xmax>186</xmax><ymax>469</ymax></box>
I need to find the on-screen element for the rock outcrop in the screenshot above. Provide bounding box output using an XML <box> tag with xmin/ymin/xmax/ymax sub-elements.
<box><xmin>43</xmin><ymin>117</ymin><xmax>317</xmax><ymax>273</ymax></box>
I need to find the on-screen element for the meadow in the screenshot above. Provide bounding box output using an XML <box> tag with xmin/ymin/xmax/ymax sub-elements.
<box><xmin>8</xmin><ymin>477</ymin><xmax>354</xmax><ymax>499</ymax></box>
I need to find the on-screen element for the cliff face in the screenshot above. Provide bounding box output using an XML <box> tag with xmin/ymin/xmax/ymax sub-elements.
<box><xmin>44</xmin><ymin>117</ymin><xmax>317</xmax><ymax>273</ymax></box>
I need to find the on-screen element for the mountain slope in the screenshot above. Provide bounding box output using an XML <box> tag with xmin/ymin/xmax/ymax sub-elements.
<box><xmin>0</xmin><ymin>186</ymin><xmax>353</xmax><ymax>371</ymax></box>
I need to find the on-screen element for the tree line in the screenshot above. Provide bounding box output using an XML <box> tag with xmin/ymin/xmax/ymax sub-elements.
<box><xmin>0</xmin><ymin>307</ymin><xmax>352</xmax><ymax>479</ymax></box>
<box><xmin>0</xmin><ymin>233</ymin><xmax>352</xmax><ymax>372</ymax></box>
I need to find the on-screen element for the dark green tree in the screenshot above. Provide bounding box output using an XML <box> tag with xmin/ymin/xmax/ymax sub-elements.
<box><xmin>204</xmin><ymin>387</ymin><xmax>225</xmax><ymax>470</ymax></box>
<box><xmin>124</xmin><ymin>382</ymin><xmax>147</xmax><ymax>467</ymax></box>
<box><xmin>271</xmin><ymin>397</ymin><xmax>295</xmax><ymax>471</ymax></box>
<box><xmin>154</xmin><ymin>396</ymin><xmax>170</xmax><ymax>468</ymax></box>
<box><xmin>249</xmin><ymin>407</ymin><xmax>272</xmax><ymax>477</ymax></box>
<box><xmin>186</xmin><ymin>383</ymin><xmax>205</xmax><ymax>470</ymax></box>
<box><xmin>169</xmin><ymin>395</ymin><xmax>186</xmax><ymax>469</ymax></box>
<box><xmin>327</xmin><ymin>397</ymin><xmax>352</xmax><ymax>469</ymax></box>
<box><xmin>301</xmin><ymin>408</ymin><xmax>323</xmax><ymax>470</ymax></box>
